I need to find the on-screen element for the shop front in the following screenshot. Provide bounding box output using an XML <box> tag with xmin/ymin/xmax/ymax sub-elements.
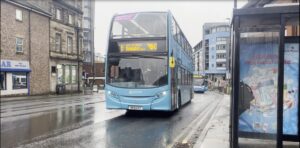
<box><xmin>50</xmin><ymin>60</ymin><xmax>81</xmax><ymax>94</ymax></box>
<box><xmin>0</xmin><ymin>60</ymin><xmax>31</xmax><ymax>96</ymax></box>
<box><xmin>231</xmin><ymin>4</ymin><xmax>299</xmax><ymax>148</ymax></box>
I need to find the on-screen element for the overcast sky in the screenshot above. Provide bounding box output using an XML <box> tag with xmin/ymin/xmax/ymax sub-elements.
<box><xmin>94</xmin><ymin>0</ymin><xmax>247</xmax><ymax>56</ymax></box>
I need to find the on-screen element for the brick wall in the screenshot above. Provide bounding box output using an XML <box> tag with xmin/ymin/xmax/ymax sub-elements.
<box><xmin>1</xmin><ymin>2</ymin><xmax>30</xmax><ymax>61</ymax></box>
<box><xmin>1</xmin><ymin>1</ymin><xmax>51</xmax><ymax>95</ymax></box>
<box><xmin>29</xmin><ymin>12</ymin><xmax>50</xmax><ymax>95</ymax></box>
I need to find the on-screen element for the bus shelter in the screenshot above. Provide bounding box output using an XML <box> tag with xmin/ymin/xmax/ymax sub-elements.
<box><xmin>231</xmin><ymin>5</ymin><xmax>299</xmax><ymax>148</ymax></box>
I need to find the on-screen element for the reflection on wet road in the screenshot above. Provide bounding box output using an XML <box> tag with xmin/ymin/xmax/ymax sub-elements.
<box><xmin>1</xmin><ymin>91</ymin><xmax>223</xmax><ymax>148</ymax></box>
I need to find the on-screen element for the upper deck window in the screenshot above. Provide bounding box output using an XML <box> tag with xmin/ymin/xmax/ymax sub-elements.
<box><xmin>111</xmin><ymin>12</ymin><xmax>167</xmax><ymax>39</ymax></box>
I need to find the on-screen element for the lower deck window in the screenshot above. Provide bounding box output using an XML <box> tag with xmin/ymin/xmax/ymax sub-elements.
<box><xmin>0</xmin><ymin>72</ymin><xmax>6</xmax><ymax>90</ymax></box>
<box><xmin>12</xmin><ymin>72</ymin><xmax>27</xmax><ymax>89</ymax></box>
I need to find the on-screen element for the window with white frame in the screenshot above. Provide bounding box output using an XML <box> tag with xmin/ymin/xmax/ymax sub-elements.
<box><xmin>71</xmin><ymin>66</ymin><xmax>77</xmax><ymax>84</ymax></box>
<box><xmin>56</xmin><ymin>9</ymin><xmax>62</xmax><ymax>20</ymax></box>
<box><xmin>67</xmin><ymin>36</ymin><xmax>73</xmax><ymax>53</ymax></box>
<box><xmin>16</xmin><ymin>37</ymin><xmax>23</xmax><ymax>52</ymax></box>
<box><xmin>64</xmin><ymin>65</ymin><xmax>70</xmax><ymax>84</ymax></box>
<box><xmin>12</xmin><ymin>72</ymin><xmax>27</xmax><ymax>89</ymax></box>
<box><xmin>16</xmin><ymin>9</ymin><xmax>22</xmax><ymax>21</ymax></box>
<box><xmin>57</xmin><ymin>64</ymin><xmax>63</xmax><ymax>84</ymax></box>
<box><xmin>68</xmin><ymin>14</ymin><xmax>73</xmax><ymax>24</ymax></box>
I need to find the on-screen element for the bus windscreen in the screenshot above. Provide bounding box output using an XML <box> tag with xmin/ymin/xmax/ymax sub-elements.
<box><xmin>107</xmin><ymin>56</ymin><xmax>168</xmax><ymax>88</ymax></box>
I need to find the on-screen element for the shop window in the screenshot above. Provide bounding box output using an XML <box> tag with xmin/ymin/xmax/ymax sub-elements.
<box><xmin>0</xmin><ymin>72</ymin><xmax>6</xmax><ymax>90</ymax></box>
<box><xmin>57</xmin><ymin>64</ymin><xmax>63</xmax><ymax>84</ymax></box>
<box><xmin>12</xmin><ymin>72</ymin><xmax>27</xmax><ymax>89</ymax></box>
<box><xmin>71</xmin><ymin>66</ymin><xmax>77</xmax><ymax>84</ymax></box>
<box><xmin>16</xmin><ymin>37</ymin><xmax>23</xmax><ymax>53</ymax></box>
<box><xmin>16</xmin><ymin>9</ymin><xmax>22</xmax><ymax>21</ymax></box>
<box><xmin>64</xmin><ymin>65</ymin><xmax>70</xmax><ymax>84</ymax></box>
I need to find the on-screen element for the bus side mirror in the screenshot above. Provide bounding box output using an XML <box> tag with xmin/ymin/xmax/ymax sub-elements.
<box><xmin>169</xmin><ymin>56</ymin><xmax>175</xmax><ymax>68</ymax></box>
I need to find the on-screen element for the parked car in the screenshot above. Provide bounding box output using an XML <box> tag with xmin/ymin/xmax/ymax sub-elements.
<box><xmin>193</xmin><ymin>78</ymin><xmax>208</xmax><ymax>93</ymax></box>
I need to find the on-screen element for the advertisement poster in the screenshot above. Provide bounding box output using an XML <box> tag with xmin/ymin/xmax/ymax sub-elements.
<box><xmin>283</xmin><ymin>43</ymin><xmax>299</xmax><ymax>135</ymax></box>
<box><xmin>238</xmin><ymin>39</ymin><xmax>299</xmax><ymax>135</ymax></box>
<box><xmin>239</xmin><ymin>40</ymin><xmax>279</xmax><ymax>134</ymax></box>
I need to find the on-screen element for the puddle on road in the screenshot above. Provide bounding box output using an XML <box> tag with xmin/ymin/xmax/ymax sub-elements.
<box><xmin>1</xmin><ymin>104</ymin><xmax>96</xmax><ymax>148</ymax></box>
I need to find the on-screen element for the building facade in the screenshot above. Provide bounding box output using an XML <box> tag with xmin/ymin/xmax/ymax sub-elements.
<box><xmin>82</xmin><ymin>0</ymin><xmax>95</xmax><ymax>87</ymax></box>
<box><xmin>49</xmin><ymin>0</ymin><xmax>84</xmax><ymax>93</ymax></box>
<box><xmin>82</xmin><ymin>0</ymin><xmax>95</xmax><ymax>64</ymax></box>
<box><xmin>193</xmin><ymin>41</ymin><xmax>204</xmax><ymax>76</ymax></box>
<box><xmin>1</xmin><ymin>0</ymin><xmax>51</xmax><ymax>96</ymax></box>
<box><xmin>1</xmin><ymin>0</ymin><xmax>85</xmax><ymax>96</ymax></box>
<box><xmin>202</xmin><ymin>23</ymin><xmax>230</xmax><ymax>82</ymax></box>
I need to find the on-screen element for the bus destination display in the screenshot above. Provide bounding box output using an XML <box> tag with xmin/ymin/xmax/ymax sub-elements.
<box><xmin>117</xmin><ymin>40</ymin><xmax>166</xmax><ymax>53</ymax></box>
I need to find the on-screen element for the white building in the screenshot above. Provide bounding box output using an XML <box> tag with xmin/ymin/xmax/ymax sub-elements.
<box><xmin>193</xmin><ymin>41</ymin><xmax>204</xmax><ymax>76</ymax></box>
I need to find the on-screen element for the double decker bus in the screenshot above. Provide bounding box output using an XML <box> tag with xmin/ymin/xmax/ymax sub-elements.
<box><xmin>105</xmin><ymin>11</ymin><xmax>193</xmax><ymax>111</ymax></box>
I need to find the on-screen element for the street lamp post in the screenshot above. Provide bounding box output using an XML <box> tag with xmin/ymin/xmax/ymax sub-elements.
<box><xmin>76</xmin><ymin>26</ymin><xmax>82</xmax><ymax>93</ymax></box>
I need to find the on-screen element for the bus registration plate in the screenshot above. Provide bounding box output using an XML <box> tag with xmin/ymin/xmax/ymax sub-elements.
<box><xmin>128</xmin><ymin>105</ymin><xmax>143</xmax><ymax>110</ymax></box>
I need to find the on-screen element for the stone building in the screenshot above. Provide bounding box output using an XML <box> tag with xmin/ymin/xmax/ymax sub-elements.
<box><xmin>1</xmin><ymin>0</ymin><xmax>84</xmax><ymax>96</ymax></box>
<box><xmin>49</xmin><ymin>0</ymin><xmax>84</xmax><ymax>93</ymax></box>
<box><xmin>1</xmin><ymin>0</ymin><xmax>51</xmax><ymax>96</ymax></box>
<box><xmin>82</xmin><ymin>0</ymin><xmax>95</xmax><ymax>87</ymax></box>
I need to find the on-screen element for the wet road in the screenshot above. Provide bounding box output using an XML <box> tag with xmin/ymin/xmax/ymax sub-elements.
<box><xmin>1</xmin><ymin>91</ymin><xmax>224</xmax><ymax>148</ymax></box>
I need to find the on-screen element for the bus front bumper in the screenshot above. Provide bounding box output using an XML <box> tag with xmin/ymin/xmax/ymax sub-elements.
<box><xmin>105</xmin><ymin>91</ymin><xmax>172</xmax><ymax>111</ymax></box>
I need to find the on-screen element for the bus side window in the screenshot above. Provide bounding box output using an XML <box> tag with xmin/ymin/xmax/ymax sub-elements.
<box><xmin>181</xmin><ymin>68</ymin><xmax>184</xmax><ymax>85</ymax></box>
<box><xmin>185</xmin><ymin>70</ymin><xmax>188</xmax><ymax>85</ymax></box>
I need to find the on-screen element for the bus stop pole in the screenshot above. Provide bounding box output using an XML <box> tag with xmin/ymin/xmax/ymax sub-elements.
<box><xmin>276</xmin><ymin>16</ymin><xmax>285</xmax><ymax>148</ymax></box>
<box><xmin>232</xmin><ymin>16</ymin><xmax>240</xmax><ymax>148</ymax></box>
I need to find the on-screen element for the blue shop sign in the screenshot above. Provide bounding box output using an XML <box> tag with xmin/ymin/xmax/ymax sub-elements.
<box><xmin>0</xmin><ymin>60</ymin><xmax>31</xmax><ymax>72</ymax></box>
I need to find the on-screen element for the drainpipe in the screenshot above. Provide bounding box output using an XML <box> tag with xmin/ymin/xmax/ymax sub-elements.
<box><xmin>28</xmin><ymin>10</ymin><xmax>31</xmax><ymax>96</ymax></box>
<box><xmin>76</xmin><ymin>27</ymin><xmax>80</xmax><ymax>93</ymax></box>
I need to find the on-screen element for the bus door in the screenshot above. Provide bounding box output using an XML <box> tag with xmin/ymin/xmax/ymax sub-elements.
<box><xmin>170</xmin><ymin>57</ymin><xmax>177</xmax><ymax>110</ymax></box>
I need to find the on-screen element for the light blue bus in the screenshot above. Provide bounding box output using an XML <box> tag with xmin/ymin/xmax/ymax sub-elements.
<box><xmin>105</xmin><ymin>11</ymin><xmax>193</xmax><ymax>111</ymax></box>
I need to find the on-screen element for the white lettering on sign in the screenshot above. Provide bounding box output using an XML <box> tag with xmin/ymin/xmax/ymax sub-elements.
<box><xmin>0</xmin><ymin>60</ymin><xmax>30</xmax><ymax>70</ymax></box>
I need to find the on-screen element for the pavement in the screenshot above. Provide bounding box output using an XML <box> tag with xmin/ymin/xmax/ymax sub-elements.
<box><xmin>193</xmin><ymin>94</ymin><xmax>300</xmax><ymax>148</ymax></box>
<box><xmin>194</xmin><ymin>94</ymin><xmax>230</xmax><ymax>148</ymax></box>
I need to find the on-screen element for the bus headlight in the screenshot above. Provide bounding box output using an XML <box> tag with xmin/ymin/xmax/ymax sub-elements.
<box><xmin>156</xmin><ymin>91</ymin><xmax>167</xmax><ymax>98</ymax></box>
<box><xmin>107</xmin><ymin>90</ymin><xmax>119</xmax><ymax>99</ymax></box>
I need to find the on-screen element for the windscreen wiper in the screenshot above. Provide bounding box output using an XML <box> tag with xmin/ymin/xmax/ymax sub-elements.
<box><xmin>126</xmin><ymin>53</ymin><xmax>165</xmax><ymax>59</ymax></box>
